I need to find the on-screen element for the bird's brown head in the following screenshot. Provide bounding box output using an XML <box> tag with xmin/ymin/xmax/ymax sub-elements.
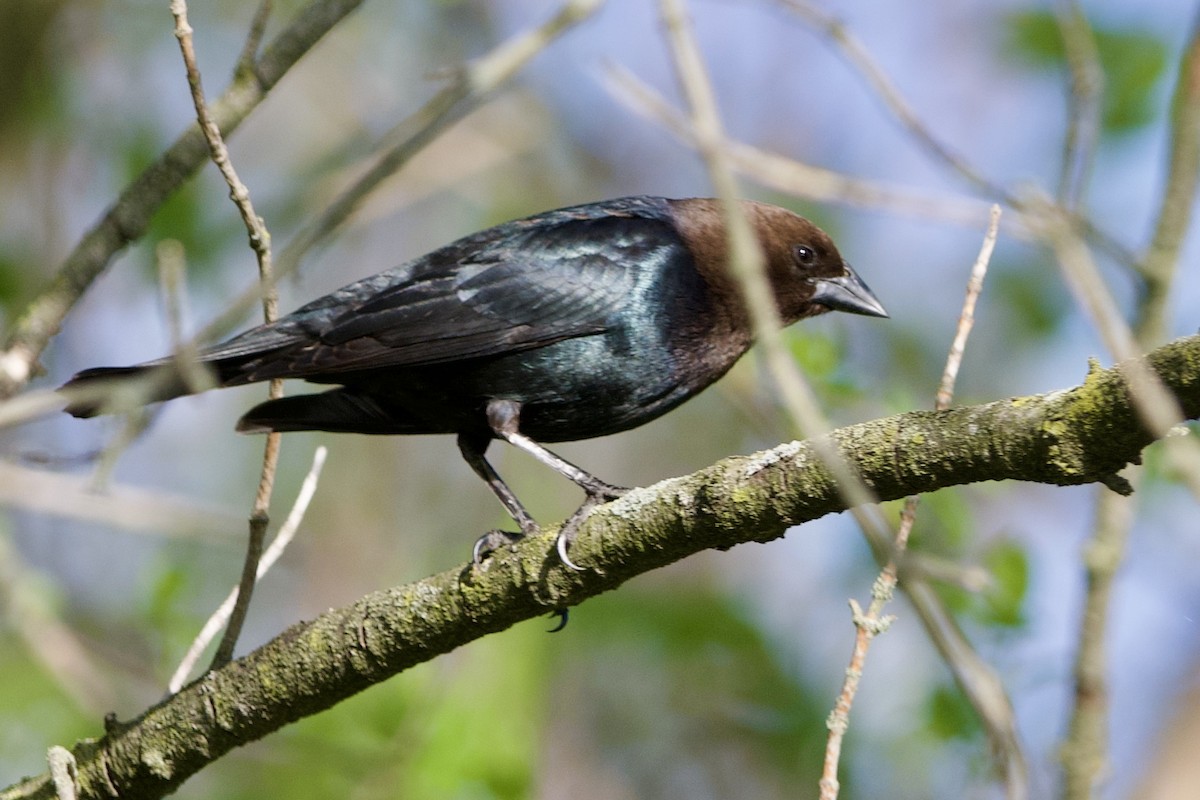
<box><xmin>668</xmin><ymin>198</ymin><xmax>888</xmax><ymax>326</ymax></box>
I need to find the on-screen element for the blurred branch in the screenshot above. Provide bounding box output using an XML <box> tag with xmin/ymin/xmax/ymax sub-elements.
<box><xmin>601</xmin><ymin>64</ymin><xmax>1002</xmax><ymax>229</ymax></box>
<box><xmin>275</xmin><ymin>0</ymin><xmax>606</xmax><ymax>276</ymax></box>
<box><xmin>234</xmin><ymin>0</ymin><xmax>273</xmax><ymax>78</ymax></box>
<box><xmin>1054</xmin><ymin>0</ymin><xmax>1104</xmax><ymax>209</ymax></box>
<box><xmin>0</xmin><ymin>532</ymin><xmax>116</xmax><ymax>715</ymax></box>
<box><xmin>4</xmin><ymin>334</ymin><xmax>1200</xmax><ymax>800</ymax></box>
<box><xmin>773</xmin><ymin>0</ymin><xmax>1008</xmax><ymax>199</ymax></box>
<box><xmin>1138</xmin><ymin>12</ymin><xmax>1200</xmax><ymax>346</ymax></box>
<box><xmin>659</xmin><ymin>5</ymin><xmax>1027</xmax><ymax>791</ymax></box>
<box><xmin>0</xmin><ymin>460</ymin><xmax>242</xmax><ymax>538</ymax></box>
<box><xmin>0</xmin><ymin>0</ymin><xmax>368</xmax><ymax>399</ymax></box>
<box><xmin>1062</xmin><ymin>15</ymin><xmax>1200</xmax><ymax>798</ymax></box>
<box><xmin>658</xmin><ymin>0</ymin><xmax>893</xmax><ymax>573</ymax></box>
<box><xmin>772</xmin><ymin>0</ymin><xmax>1138</xmax><ymax>268</ymax></box>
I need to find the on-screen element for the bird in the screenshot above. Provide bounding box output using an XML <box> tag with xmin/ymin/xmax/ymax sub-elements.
<box><xmin>60</xmin><ymin>196</ymin><xmax>887</xmax><ymax>568</ymax></box>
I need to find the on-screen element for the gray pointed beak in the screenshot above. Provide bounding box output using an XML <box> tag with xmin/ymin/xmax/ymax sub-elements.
<box><xmin>811</xmin><ymin>265</ymin><xmax>888</xmax><ymax>318</ymax></box>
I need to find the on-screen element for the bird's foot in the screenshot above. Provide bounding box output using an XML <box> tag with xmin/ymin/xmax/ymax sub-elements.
<box><xmin>580</xmin><ymin>478</ymin><xmax>629</xmax><ymax>503</ymax></box>
<box><xmin>472</xmin><ymin>529</ymin><xmax>526</xmax><ymax>564</ymax></box>
<box><xmin>554</xmin><ymin>485</ymin><xmax>628</xmax><ymax>571</ymax></box>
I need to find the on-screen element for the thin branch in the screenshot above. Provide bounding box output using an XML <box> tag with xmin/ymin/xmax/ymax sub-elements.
<box><xmin>1138</xmin><ymin>13</ymin><xmax>1200</xmax><ymax>346</ymax></box>
<box><xmin>0</xmin><ymin>459</ymin><xmax>243</xmax><ymax>537</ymax></box>
<box><xmin>5</xmin><ymin>334</ymin><xmax>1200</xmax><ymax>800</ymax></box>
<box><xmin>1061</xmin><ymin>487</ymin><xmax>1132</xmax><ymax>800</ymax></box>
<box><xmin>169</xmin><ymin>447</ymin><xmax>328</xmax><ymax>694</ymax></box>
<box><xmin>821</xmin><ymin>207</ymin><xmax>1011</xmax><ymax>800</ymax></box>
<box><xmin>1054</xmin><ymin>0</ymin><xmax>1104</xmax><ymax>209</ymax></box>
<box><xmin>601</xmin><ymin>64</ymin><xmax>1003</xmax><ymax>230</ymax></box>
<box><xmin>659</xmin><ymin>6</ymin><xmax>1030</xmax><ymax>790</ymax></box>
<box><xmin>772</xmin><ymin>0</ymin><xmax>1138</xmax><ymax>269</ymax></box>
<box><xmin>169</xmin><ymin>0</ymin><xmax>284</xmax><ymax>669</ymax></box>
<box><xmin>235</xmin><ymin>0</ymin><xmax>273</xmax><ymax>79</ymax></box>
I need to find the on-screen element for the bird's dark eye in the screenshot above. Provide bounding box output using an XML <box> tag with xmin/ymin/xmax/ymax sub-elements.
<box><xmin>793</xmin><ymin>244</ymin><xmax>817</xmax><ymax>268</ymax></box>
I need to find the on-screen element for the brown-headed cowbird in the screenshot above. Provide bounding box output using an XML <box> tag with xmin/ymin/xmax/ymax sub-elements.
<box><xmin>61</xmin><ymin>196</ymin><xmax>886</xmax><ymax>566</ymax></box>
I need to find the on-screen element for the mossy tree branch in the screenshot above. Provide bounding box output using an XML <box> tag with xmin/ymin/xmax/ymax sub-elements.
<box><xmin>5</xmin><ymin>334</ymin><xmax>1200</xmax><ymax>800</ymax></box>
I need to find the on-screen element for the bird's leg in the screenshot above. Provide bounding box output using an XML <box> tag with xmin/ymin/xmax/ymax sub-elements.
<box><xmin>457</xmin><ymin>432</ymin><xmax>539</xmax><ymax>563</ymax></box>
<box><xmin>486</xmin><ymin>399</ymin><xmax>627</xmax><ymax>570</ymax></box>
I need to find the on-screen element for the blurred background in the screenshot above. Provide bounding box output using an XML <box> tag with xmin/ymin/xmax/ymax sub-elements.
<box><xmin>1</xmin><ymin>0</ymin><xmax>1199</xmax><ymax>797</ymax></box>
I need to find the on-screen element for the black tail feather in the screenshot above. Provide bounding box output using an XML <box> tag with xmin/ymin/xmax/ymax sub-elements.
<box><xmin>237</xmin><ymin>389</ymin><xmax>426</xmax><ymax>435</ymax></box>
<box><xmin>60</xmin><ymin>362</ymin><xmax>216</xmax><ymax>418</ymax></box>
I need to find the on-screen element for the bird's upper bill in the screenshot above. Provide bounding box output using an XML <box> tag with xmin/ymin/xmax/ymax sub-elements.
<box><xmin>810</xmin><ymin>266</ymin><xmax>889</xmax><ymax>318</ymax></box>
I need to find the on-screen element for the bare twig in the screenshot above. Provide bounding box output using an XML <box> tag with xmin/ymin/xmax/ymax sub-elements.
<box><xmin>657</xmin><ymin>7</ymin><xmax>1026</xmax><ymax>793</ymax></box>
<box><xmin>936</xmin><ymin>208</ymin><xmax>998</xmax><ymax>408</ymax></box>
<box><xmin>1061</xmin><ymin>488</ymin><xmax>1131</xmax><ymax>799</ymax></box>
<box><xmin>156</xmin><ymin>240</ymin><xmax>214</xmax><ymax>396</ymax></box>
<box><xmin>821</xmin><ymin>207</ymin><xmax>1012</xmax><ymax>800</ymax></box>
<box><xmin>86</xmin><ymin>242</ymin><xmax>212</xmax><ymax>493</ymax></box>
<box><xmin>169</xmin><ymin>0</ymin><xmax>283</xmax><ymax>669</ymax></box>
<box><xmin>169</xmin><ymin>447</ymin><xmax>328</xmax><ymax>694</ymax></box>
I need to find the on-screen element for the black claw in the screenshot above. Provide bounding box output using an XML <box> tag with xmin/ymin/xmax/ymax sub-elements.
<box><xmin>556</xmin><ymin>529</ymin><xmax>584</xmax><ymax>572</ymax></box>
<box><xmin>547</xmin><ymin>609</ymin><xmax>569</xmax><ymax>632</ymax></box>
<box><xmin>472</xmin><ymin>529</ymin><xmax>525</xmax><ymax>564</ymax></box>
<box><xmin>553</xmin><ymin>486</ymin><xmax>623</xmax><ymax>571</ymax></box>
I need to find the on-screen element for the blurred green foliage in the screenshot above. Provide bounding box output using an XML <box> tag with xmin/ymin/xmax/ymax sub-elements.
<box><xmin>0</xmin><ymin>636</ymin><xmax>93</xmax><ymax>781</ymax></box>
<box><xmin>0</xmin><ymin>1</ymin><xmax>69</xmax><ymax>140</ymax></box>
<box><xmin>977</xmin><ymin>540</ymin><xmax>1029</xmax><ymax>629</ymax></box>
<box><xmin>551</xmin><ymin>587</ymin><xmax>838</xmax><ymax>797</ymax></box>
<box><xmin>991</xmin><ymin>257</ymin><xmax>1070</xmax><ymax>346</ymax></box>
<box><xmin>218</xmin><ymin>623</ymin><xmax>549</xmax><ymax>800</ymax></box>
<box><xmin>924</xmin><ymin>683</ymin><xmax>983</xmax><ymax>742</ymax></box>
<box><xmin>1005</xmin><ymin>10</ymin><xmax>1168</xmax><ymax>135</ymax></box>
